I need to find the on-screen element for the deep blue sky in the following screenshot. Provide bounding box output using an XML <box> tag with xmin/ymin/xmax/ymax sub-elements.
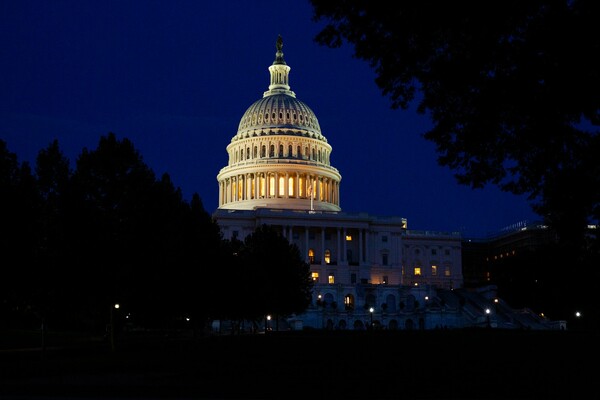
<box><xmin>1</xmin><ymin>0</ymin><xmax>538</xmax><ymax>238</ymax></box>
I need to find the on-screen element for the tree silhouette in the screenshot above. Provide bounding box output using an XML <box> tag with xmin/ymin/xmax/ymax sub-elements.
<box><xmin>220</xmin><ymin>224</ymin><xmax>313</xmax><ymax>330</ymax></box>
<box><xmin>309</xmin><ymin>0</ymin><xmax>600</xmax><ymax>250</ymax></box>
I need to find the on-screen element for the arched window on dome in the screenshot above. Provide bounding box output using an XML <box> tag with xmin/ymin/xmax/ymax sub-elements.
<box><xmin>299</xmin><ymin>176</ymin><xmax>305</xmax><ymax>197</ymax></box>
<box><xmin>318</xmin><ymin>149</ymin><xmax>321</xmax><ymax>162</ymax></box>
<box><xmin>240</xmin><ymin>148</ymin><xmax>244</xmax><ymax>161</ymax></box>
<box><xmin>247</xmin><ymin>147</ymin><xmax>250</xmax><ymax>159</ymax></box>
<box><xmin>278</xmin><ymin>175</ymin><xmax>285</xmax><ymax>197</ymax></box>
<box><xmin>288</xmin><ymin>145</ymin><xmax>292</xmax><ymax>158</ymax></box>
<box><xmin>304</xmin><ymin>147</ymin><xmax>309</xmax><ymax>160</ymax></box>
<box><xmin>269</xmin><ymin>175</ymin><xmax>275</xmax><ymax>197</ymax></box>
<box><xmin>261</xmin><ymin>145</ymin><xmax>266</xmax><ymax>158</ymax></box>
<box><xmin>279</xmin><ymin>144</ymin><xmax>284</xmax><ymax>158</ymax></box>
<box><xmin>288</xmin><ymin>176</ymin><xmax>294</xmax><ymax>197</ymax></box>
<box><xmin>312</xmin><ymin>148</ymin><xmax>316</xmax><ymax>160</ymax></box>
<box><xmin>254</xmin><ymin>146</ymin><xmax>258</xmax><ymax>159</ymax></box>
<box><xmin>269</xmin><ymin>145</ymin><xmax>275</xmax><ymax>158</ymax></box>
<box><xmin>297</xmin><ymin>146</ymin><xmax>301</xmax><ymax>159</ymax></box>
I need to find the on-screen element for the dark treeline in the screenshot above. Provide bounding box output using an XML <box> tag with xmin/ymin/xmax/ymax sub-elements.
<box><xmin>0</xmin><ymin>133</ymin><xmax>312</xmax><ymax>334</ymax></box>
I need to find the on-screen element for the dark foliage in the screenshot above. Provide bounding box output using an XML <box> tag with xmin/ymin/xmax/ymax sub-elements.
<box><xmin>217</xmin><ymin>224</ymin><xmax>313</xmax><ymax>328</ymax></box>
<box><xmin>310</xmin><ymin>0</ymin><xmax>600</xmax><ymax>330</ymax></box>
<box><xmin>0</xmin><ymin>134</ymin><xmax>222</xmax><ymax>332</ymax></box>
<box><xmin>310</xmin><ymin>0</ymin><xmax>599</xmax><ymax>249</ymax></box>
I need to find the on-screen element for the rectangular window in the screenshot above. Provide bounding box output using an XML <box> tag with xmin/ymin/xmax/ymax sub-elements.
<box><xmin>432</xmin><ymin>249</ymin><xmax>437</xmax><ymax>255</ymax></box>
<box><xmin>382</xmin><ymin>254</ymin><xmax>388</xmax><ymax>266</ymax></box>
<box><xmin>345</xmin><ymin>235</ymin><xmax>352</xmax><ymax>241</ymax></box>
<box><xmin>309</xmin><ymin>232</ymin><xmax>315</xmax><ymax>239</ymax></box>
<box><xmin>445</xmin><ymin>249</ymin><xmax>450</xmax><ymax>256</ymax></box>
<box><xmin>382</xmin><ymin>235</ymin><xmax>388</xmax><ymax>243</ymax></box>
<box><xmin>351</xmin><ymin>273</ymin><xmax>357</xmax><ymax>284</ymax></box>
<box><xmin>431</xmin><ymin>265</ymin><xmax>438</xmax><ymax>276</ymax></box>
<box><xmin>232</xmin><ymin>230</ymin><xmax>239</xmax><ymax>239</ymax></box>
<box><xmin>328</xmin><ymin>274</ymin><xmax>335</xmax><ymax>284</ymax></box>
<box><xmin>444</xmin><ymin>267</ymin><xmax>451</xmax><ymax>276</ymax></box>
<box><xmin>414</xmin><ymin>267</ymin><xmax>422</xmax><ymax>276</ymax></box>
<box><xmin>311</xmin><ymin>272</ymin><xmax>319</xmax><ymax>282</ymax></box>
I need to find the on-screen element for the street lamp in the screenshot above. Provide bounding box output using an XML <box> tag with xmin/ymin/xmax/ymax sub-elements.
<box><xmin>265</xmin><ymin>314</ymin><xmax>271</xmax><ymax>333</ymax></box>
<box><xmin>369</xmin><ymin>307</ymin><xmax>374</xmax><ymax>329</ymax></box>
<box><xmin>110</xmin><ymin>303</ymin><xmax>120</xmax><ymax>352</ymax></box>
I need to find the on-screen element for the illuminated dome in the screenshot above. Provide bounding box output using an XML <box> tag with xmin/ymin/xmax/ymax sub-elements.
<box><xmin>234</xmin><ymin>94</ymin><xmax>325</xmax><ymax>142</ymax></box>
<box><xmin>217</xmin><ymin>35</ymin><xmax>342</xmax><ymax>212</ymax></box>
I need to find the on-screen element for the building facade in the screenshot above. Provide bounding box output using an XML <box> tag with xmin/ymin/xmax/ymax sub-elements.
<box><xmin>213</xmin><ymin>37</ymin><xmax>562</xmax><ymax>331</ymax></box>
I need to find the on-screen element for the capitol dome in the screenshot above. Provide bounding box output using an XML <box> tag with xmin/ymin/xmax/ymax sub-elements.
<box><xmin>217</xmin><ymin>35</ymin><xmax>342</xmax><ymax>212</ymax></box>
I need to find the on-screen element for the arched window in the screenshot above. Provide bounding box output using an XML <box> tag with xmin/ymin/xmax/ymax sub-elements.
<box><xmin>279</xmin><ymin>144</ymin><xmax>284</xmax><ymax>157</ymax></box>
<box><xmin>308</xmin><ymin>249</ymin><xmax>315</xmax><ymax>264</ymax></box>
<box><xmin>261</xmin><ymin>145</ymin><xmax>266</xmax><ymax>158</ymax></box>
<box><xmin>269</xmin><ymin>145</ymin><xmax>275</xmax><ymax>157</ymax></box>
<box><xmin>324</xmin><ymin>249</ymin><xmax>331</xmax><ymax>264</ymax></box>
<box><xmin>344</xmin><ymin>294</ymin><xmax>355</xmax><ymax>310</ymax></box>
<box><xmin>288</xmin><ymin>176</ymin><xmax>294</xmax><ymax>197</ymax></box>
<box><xmin>288</xmin><ymin>144</ymin><xmax>293</xmax><ymax>157</ymax></box>
<box><xmin>297</xmin><ymin>146</ymin><xmax>301</xmax><ymax>158</ymax></box>
<box><xmin>278</xmin><ymin>175</ymin><xmax>285</xmax><ymax>196</ymax></box>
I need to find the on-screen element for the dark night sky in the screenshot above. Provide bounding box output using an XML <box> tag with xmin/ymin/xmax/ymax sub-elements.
<box><xmin>0</xmin><ymin>0</ymin><xmax>539</xmax><ymax>238</ymax></box>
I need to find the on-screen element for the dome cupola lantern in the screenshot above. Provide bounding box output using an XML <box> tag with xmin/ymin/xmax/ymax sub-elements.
<box><xmin>217</xmin><ymin>36</ymin><xmax>342</xmax><ymax>212</ymax></box>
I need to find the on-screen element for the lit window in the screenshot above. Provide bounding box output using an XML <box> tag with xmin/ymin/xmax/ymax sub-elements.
<box><xmin>344</xmin><ymin>295</ymin><xmax>354</xmax><ymax>309</ymax></box>
<box><xmin>444</xmin><ymin>266</ymin><xmax>451</xmax><ymax>276</ymax></box>
<box><xmin>345</xmin><ymin>235</ymin><xmax>352</xmax><ymax>241</ymax></box>
<box><xmin>308</xmin><ymin>249</ymin><xmax>315</xmax><ymax>264</ymax></box>
<box><xmin>311</xmin><ymin>272</ymin><xmax>319</xmax><ymax>282</ymax></box>
<box><xmin>328</xmin><ymin>274</ymin><xmax>335</xmax><ymax>284</ymax></box>
<box><xmin>414</xmin><ymin>267</ymin><xmax>422</xmax><ymax>276</ymax></box>
<box><xmin>325</xmin><ymin>249</ymin><xmax>331</xmax><ymax>264</ymax></box>
<box><xmin>431</xmin><ymin>265</ymin><xmax>438</xmax><ymax>276</ymax></box>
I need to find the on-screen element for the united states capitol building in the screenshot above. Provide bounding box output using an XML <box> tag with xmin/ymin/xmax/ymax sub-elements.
<box><xmin>213</xmin><ymin>37</ymin><xmax>564</xmax><ymax>331</ymax></box>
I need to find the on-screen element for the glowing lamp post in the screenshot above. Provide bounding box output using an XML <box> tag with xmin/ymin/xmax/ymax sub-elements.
<box><xmin>369</xmin><ymin>307</ymin><xmax>374</xmax><ymax>329</ymax></box>
<box><xmin>110</xmin><ymin>303</ymin><xmax>120</xmax><ymax>351</ymax></box>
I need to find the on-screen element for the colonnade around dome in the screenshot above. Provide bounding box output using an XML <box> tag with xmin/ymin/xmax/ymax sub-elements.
<box><xmin>218</xmin><ymin>170</ymin><xmax>340</xmax><ymax>209</ymax></box>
